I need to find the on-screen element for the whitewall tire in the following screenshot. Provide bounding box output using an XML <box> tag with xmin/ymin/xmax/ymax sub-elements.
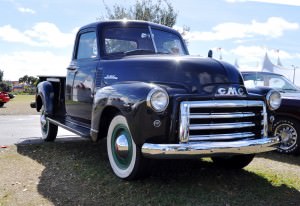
<box><xmin>107</xmin><ymin>115</ymin><xmax>147</xmax><ymax>180</ymax></box>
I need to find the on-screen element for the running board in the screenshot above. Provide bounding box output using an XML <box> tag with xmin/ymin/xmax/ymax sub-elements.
<box><xmin>47</xmin><ymin>117</ymin><xmax>91</xmax><ymax>138</ymax></box>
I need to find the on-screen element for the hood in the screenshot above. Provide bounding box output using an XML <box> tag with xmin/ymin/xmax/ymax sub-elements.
<box><xmin>101</xmin><ymin>55</ymin><xmax>244</xmax><ymax>94</ymax></box>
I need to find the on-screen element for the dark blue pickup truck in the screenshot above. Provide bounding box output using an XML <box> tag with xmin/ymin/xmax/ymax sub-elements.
<box><xmin>32</xmin><ymin>20</ymin><xmax>281</xmax><ymax>180</ymax></box>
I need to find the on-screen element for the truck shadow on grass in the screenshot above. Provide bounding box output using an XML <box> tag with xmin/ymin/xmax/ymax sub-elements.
<box><xmin>17</xmin><ymin>140</ymin><xmax>300</xmax><ymax>206</ymax></box>
<box><xmin>258</xmin><ymin>152</ymin><xmax>300</xmax><ymax>167</ymax></box>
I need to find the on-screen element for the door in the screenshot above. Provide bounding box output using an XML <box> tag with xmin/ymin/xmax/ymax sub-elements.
<box><xmin>65</xmin><ymin>30</ymin><xmax>99</xmax><ymax>123</ymax></box>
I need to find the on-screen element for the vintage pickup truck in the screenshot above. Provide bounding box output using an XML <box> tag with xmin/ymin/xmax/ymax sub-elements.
<box><xmin>32</xmin><ymin>20</ymin><xmax>281</xmax><ymax>180</ymax></box>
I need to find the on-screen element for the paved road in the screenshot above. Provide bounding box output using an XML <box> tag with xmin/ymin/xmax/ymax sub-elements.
<box><xmin>0</xmin><ymin>115</ymin><xmax>85</xmax><ymax>146</ymax></box>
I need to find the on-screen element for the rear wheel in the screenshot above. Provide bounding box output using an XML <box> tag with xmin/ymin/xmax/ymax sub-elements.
<box><xmin>211</xmin><ymin>154</ymin><xmax>255</xmax><ymax>169</ymax></box>
<box><xmin>40</xmin><ymin>106</ymin><xmax>58</xmax><ymax>142</ymax></box>
<box><xmin>274</xmin><ymin>118</ymin><xmax>300</xmax><ymax>154</ymax></box>
<box><xmin>107</xmin><ymin>115</ymin><xmax>147</xmax><ymax>180</ymax></box>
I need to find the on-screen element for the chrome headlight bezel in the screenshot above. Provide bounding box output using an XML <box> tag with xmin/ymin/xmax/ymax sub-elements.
<box><xmin>146</xmin><ymin>88</ymin><xmax>169</xmax><ymax>112</ymax></box>
<box><xmin>266</xmin><ymin>90</ymin><xmax>281</xmax><ymax>111</ymax></box>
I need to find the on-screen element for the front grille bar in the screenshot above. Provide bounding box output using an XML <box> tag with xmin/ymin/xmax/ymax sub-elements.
<box><xmin>187</xmin><ymin>100</ymin><xmax>264</xmax><ymax>108</ymax></box>
<box><xmin>189</xmin><ymin>112</ymin><xmax>256</xmax><ymax>119</ymax></box>
<box><xmin>189</xmin><ymin>132</ymin><xmax>255</xmax><ymax>141</ymax></box>
<box><xmin>189</xmin><ymin>122</ymin><xmax>255</xmax><ymax>130</ymax></box>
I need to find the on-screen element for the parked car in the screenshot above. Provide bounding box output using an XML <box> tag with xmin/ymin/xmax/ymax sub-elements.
<box><xmin>242</xmin><ymin>71</ymin><xmax>300</xmax><ymax>154</ymax></box>
<box><xmin>8</xmin><ymin>93</ymin><xmax>15</xmax><ymax>99</ymax></box>
<box><xmin>0</xmin><ymin>91</ymin><xmax>10</xmax><ymax>107</ymax></box>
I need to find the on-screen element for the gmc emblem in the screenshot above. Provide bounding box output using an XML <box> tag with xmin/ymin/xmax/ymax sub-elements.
<box><xmin>216</xmin><ymin>87</ymin><xmax>246</xmax><ymax>96</ymax></box>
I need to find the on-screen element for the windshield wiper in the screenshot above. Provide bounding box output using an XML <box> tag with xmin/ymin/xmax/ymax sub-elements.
<box><xmin>157</xmin><ymin>51</ymin><xmax>172</xmax><ymax>54</ymax></box>
<box><xmin>283</xmin><ymin>88</ymin><xmax>298</xmax><ymax>92</ymax></box>
<box><xmin>124</xmin><ymin>49</ymin><xmax>156</xmax><ymax>56</ymax></box>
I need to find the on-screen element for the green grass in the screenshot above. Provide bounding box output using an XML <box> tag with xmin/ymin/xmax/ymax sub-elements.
<box><xmin>1</xmin><ymin>141</ymin><xmax>300</xmax><ymax>206</ymax></box>
<box><xmin>11</xmin><ymin>94</ymin><xmax>35</xmax><ymax>102</ymax></box>
<box><xmin>0</xmin><ymin>94</ymin><xmax>36</xmax><ymax>115</ymax></box>
<box><xmin>1</xmin><ymin>95</ymin><xmax>300</xmax><ymax>205</ymax></box>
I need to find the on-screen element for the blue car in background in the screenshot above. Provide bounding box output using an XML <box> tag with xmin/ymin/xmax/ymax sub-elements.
<box><xmin>242</xmin><ymin>71</ymin><xmax>300</xmax><ymax>155</ymax></box>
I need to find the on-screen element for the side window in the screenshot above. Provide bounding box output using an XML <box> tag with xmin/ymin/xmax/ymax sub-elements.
<box><xmin>76</xmin><ymin>32</ymin><xmax>98</xmax><ymax>59</ymax></box>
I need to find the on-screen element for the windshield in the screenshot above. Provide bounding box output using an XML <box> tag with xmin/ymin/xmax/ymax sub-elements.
<box><xmin>103</xmin><ymin>26</ymin><xmax>186</xmax><ymax>56</ymax></box>
<box><xmin>151</xmin><ymin>28</ymin><xmax>186</xmax><ymax>55</ymax></box>
<box><xmin>243</xmin><ymin>72</ymin><xmax>299</xmax><ymax>92</ymax></box>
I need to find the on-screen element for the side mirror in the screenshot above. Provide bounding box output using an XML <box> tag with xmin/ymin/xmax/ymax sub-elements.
<box><xmin>208</xmin><ymin>50</ymin><xmax>213</xmax><ymax>58</ymax></box>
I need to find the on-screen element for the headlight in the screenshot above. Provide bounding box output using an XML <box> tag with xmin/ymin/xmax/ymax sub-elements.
<box><xmin>266</xmin><ymin>90</ymin><xmax>281</xmax><ymax>110</ymax></box>
<box><xmin>147</xmin><ymin>88</ymin><xmax>169</xmax><ymax>112</ymax></box>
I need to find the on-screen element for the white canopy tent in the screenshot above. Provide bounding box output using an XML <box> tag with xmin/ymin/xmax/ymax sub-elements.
<box><xmin>261</xmin><ymin>53</ymin><xmax>298</xmax><ymax>85</ymax></box>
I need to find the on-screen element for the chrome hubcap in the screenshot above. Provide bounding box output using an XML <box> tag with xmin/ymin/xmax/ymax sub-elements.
<box><xmin>275</xmin><ymin>123</ymin><xmax>297</xmax><ymax>150</ymax></box>
<box><xmin>115</xmin><ymin>134</ymin><xmax>129</xmax><ymax>159</ymax></box>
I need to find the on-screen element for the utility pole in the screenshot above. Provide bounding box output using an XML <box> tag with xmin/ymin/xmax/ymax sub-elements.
<box><xmin>217</xmin><ymin>47</ymin><xmax>222</xmax><ymax>60</ymax></box>
<box><xmin>291</xmin><ymin>65</ymin><xmax>298</xmax><ymax>84</ymax></box>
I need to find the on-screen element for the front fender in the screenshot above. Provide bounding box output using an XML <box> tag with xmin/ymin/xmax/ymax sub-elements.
<box><xmin>276</xmin><ymin>98</ymin><xmax>300</xmax><ymax>121</ymax></box>
<box><xmin>91</xmin><ymin>82</ymin><xmax>171</xmax><ymax>145</ymax></box>
<box><xmin>247</xmin><ymin>86</ymin><xmax>275</xmax><ymax>97</ymax></box>
<box><xmin>36</xmin><ymin>81</ymin><xmax>55</xmax><ymax>115</ymax></box>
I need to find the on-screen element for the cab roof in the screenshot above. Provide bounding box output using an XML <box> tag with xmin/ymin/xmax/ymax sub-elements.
<box><xmin>79</xmin><ymin>20</ymin><xmax>178</xmax><ymax>34</ymax></box>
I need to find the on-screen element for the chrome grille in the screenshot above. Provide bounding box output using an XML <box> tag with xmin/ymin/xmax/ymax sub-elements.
<box><xmin>179</xmin><ymin>100</ymin><xmax>267</xmax><ymax>143</ymax></box>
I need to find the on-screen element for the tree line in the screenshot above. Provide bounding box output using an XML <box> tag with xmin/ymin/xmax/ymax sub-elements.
<box><xmin>0</xmin><ymin>69</ymin><xmax>38</xmax><ymax>93</ymax></box>
<box><xmin>101</xmin><ymin>0</ymin><xmax>189</xmax><ymax>41</ymax></box>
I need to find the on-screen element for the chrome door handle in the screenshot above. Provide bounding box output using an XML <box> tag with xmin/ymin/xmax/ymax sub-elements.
<box><xmin>67</xmin><ymin>66</ymin><xmax>78</xmax><ymax>71</ymax></box>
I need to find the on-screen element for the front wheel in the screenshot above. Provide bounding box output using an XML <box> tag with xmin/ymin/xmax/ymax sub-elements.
<box><xmin>274</xmin><ymin>118</ymin><xmax>300</xmax><ymax>154</ymax></box>
<box><xmin>40</xmin><ymin>106</ymin><xmax>58</xmax><ymax>142</ymax></box>
<box><xmin>211</xmin><ymin>154</ymin><xmax>255</xmax><ymax>169</ymax></box>
<box><xmin>0</xmin><ymin>102</ymin><xmax>4</xmax><ymax>107</ymax></box>
<box><xmin>107</xmin><ymin>115</ymin><xmax>147</xmax><ymax>180</ymax></box>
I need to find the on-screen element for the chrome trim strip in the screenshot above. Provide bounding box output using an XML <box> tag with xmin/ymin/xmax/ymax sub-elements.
<box><xmin>263</xmin><ymin>103</ymin><xmax>268</xmax><ymax>137</ymax></box>
<box><xmin>179</xmin><ymin>103</ymin><xmax>190</xmax><ymax>143</ymax></box>
<box><xmin>91</xmin><ymin>129</ymin><xmax>98</xmax><ymax>133</ymax></box>
<box><xmin>142</xmin><ymin>137</ymin><xmax>279</xmax><ymax>158</ymax></box>
<box><xmin>46</xmin><ymin>78</ymin><xmax>61</xmax><ymax>82</ymax></box>
<box><xmin>47</xmin><ymin>118</ymin><xmax>90</xmax><ymax>137</ymax></box>
<box><xmin>148</xmin><ymin>26</ymin><xmax>157</xmax><ymax>53</ymax></box>
<box><xmin>189</xmin><ymin>132</ymin><xmax>255</xmax><ymax>141</ymax></box>
<box><xmin>189</xmin><ymin>112</ymin><xmax>255</xmax><ymax>119</ymax></box>
<box><xmin>189</xmin><ymin>122</ymin><xmax>255</xmax><ymax>130</ymax></box>
<box><xmin>185</xmin><ymin>100</ymin><xmax>264</xmax><ymax>108</ymax></box>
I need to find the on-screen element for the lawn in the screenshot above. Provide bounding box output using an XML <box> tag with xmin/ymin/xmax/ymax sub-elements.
<box><xmin>1</xmin><ymin>140</ymin><xmax>300</xmax><ymax>206</ymax></box>
<box><xmin>0</xmin><ymin>95</ymin><xmax>36</xmax><ymax>115</ymax></box>
<box><xmin>1</xmin><ymin>95</ymin><xmax>300</xmax><ymax>205</ymax></box>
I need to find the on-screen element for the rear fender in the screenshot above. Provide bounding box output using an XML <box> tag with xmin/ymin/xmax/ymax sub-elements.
<box><xmin>36</xmin><ymin>81</ymin><xmax>55</xmax><ymax>115</ymax></box>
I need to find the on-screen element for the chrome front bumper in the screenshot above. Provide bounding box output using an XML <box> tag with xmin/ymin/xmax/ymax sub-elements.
<box><xmin>141</xmin><ymin>137</ymin><xmax>279</xmax><ymax>159</ymax></box>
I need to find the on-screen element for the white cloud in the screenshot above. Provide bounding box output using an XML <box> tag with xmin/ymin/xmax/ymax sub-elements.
<box><xmin>0</xmin><ymin>51</ymin><xmax>70</xmax><ymax>80</ymax></box>
<box><xmin>17</xmin><ymin>7</ymin><xmax>36</xmax><ymax>14</ymax></box>
<box><xmin>225</xmin><ymin>0</ymin><xmax>300</xmax><ymax>6</ymax></box>
<box><xmin>231</xmin><ymin>46</ymin><xmax>293</xmax><ymax>59</ymax></box>
<box><xmin>176</xmin><ymin>17</ymin><xmax>298</xmax><ymax>41</ymax></box>
<box><xmin>0</xmin><ymin>25</ymin><xmax>36</xmax><ymax>45</ymax></box>
<box><xmin>229</xmin><ymin>45</ymin><xmax>296</xmax><ymax>71</ymax></box>
<box><xmin>0</xmin><ymin>22</ymin><xmax>77</xmax><ymax>48</ymax></box>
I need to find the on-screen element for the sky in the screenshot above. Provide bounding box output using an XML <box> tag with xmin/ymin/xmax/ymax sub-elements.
<box><xmin>1</xmin><ymin>0</ymin><xmax>300</xmax><ymax>85</ymax></box>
